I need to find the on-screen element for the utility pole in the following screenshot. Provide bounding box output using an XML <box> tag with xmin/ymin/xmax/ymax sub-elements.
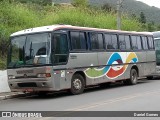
<box><xmin>117</xmin><ymin>0</ymin><xmax>123</xmax><ymax>30</ymax></box>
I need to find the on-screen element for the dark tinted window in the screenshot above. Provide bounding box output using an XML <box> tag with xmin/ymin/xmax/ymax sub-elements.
<box><xmin>119</xmin><ymin>35</ymin><xmax>131</xmax><ymax>50</ymax></box>
<box><xmin>142</xmin><ymin>36</ymin><xmax>148</xmax><ymax>50</ymax></box>
<box><xmin>104</xmin><ymin>34</ymin><xmax>118</xmax><ymax>49</ymax></box>
<box><xmin>137</xmin><ymin>36</ymin><xmax>142</xmax><ymax>50</ymax></box>
<box><xmin>70</xmin><ymin>32</ymin><xmax>87</xmax><ymax>50</ymax></box>
<box><xmin>54</xmin><ymin>34</ymin><xmax>68</xmax><ymax>64</ymax></box>
<box><xmin>148</xmin><ymin>36</ymin><xmax>154</xmax><ymax>49</ymax></box>
<box><xmin>98</xmin><ymin>34</ymin><xmax>104</xmax><ymax>49</ymax></box>
<box><xmin>119</xmin><ymin>35</ymin><xmax>126</xmax><ymax>49</ymax></box>
<box><xmin>80</xmin><ymin>32</ymin><xmax>87</xmax><ymax>49</ymax></box>
<box><xmin>125</xmin><ymin>35</ymin><xmax>131</xmax><ymax>49</ymax></box>
<box><xmin>131</xmin><ymin>36</ymin><xmax>137</xmax><ymax>49</ymax></box>
<box><xmin>90</xmin><ymin>33</ymin><xmax>104</xmax><ymax>49</ymax></box>
<box><xmin>131</xmin><ymin>36</ymin><xmax>142</xmax><ymax>50</ymax></box>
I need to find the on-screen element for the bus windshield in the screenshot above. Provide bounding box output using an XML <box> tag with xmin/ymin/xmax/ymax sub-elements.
<box><xmin>8</xmin><ymin>33</ymin><xmax>51</xmax><ymax>68</ymax></box>
<box><xmin>155</xmin><ymin>39</ymin><xmax>160</xmax><ymax>66</ymax></box>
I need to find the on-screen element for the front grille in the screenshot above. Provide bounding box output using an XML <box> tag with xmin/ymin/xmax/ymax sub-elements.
<box><xmin>17</xmin><ymin>83</ymin><xmax>37</xmax><ymax>87</ymax></box>
<box><xmin>16</xmin><ymin>76</ymin><xmax>37</xmax><ymax>79</ymax></box>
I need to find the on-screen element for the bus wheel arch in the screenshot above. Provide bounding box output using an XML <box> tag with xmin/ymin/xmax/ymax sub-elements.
<box><xmin>70</xmin><ymin>71</ymin><xmax>86</xmax><ymax>95</ymax></box>
<box><xmin>124</xmin><ymin>65</ymin><xmax>139</xmax><ymax>85</ymax></box>
<box><xmin>131</xmin><ymin>65</ymin><xmax>139</xmax><ymax>77</ymax></box>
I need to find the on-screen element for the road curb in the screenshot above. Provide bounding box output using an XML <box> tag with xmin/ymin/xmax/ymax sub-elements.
<box><xmin>0</xmin><ymin>92</ymin><xmax>30</xmax><ymax>100</ymax></box>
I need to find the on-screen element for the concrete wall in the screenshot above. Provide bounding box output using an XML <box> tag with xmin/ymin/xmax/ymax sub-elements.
<box><xmin>0</xmin><ymin>70</ymin><xmax>11</xmax><ymax>93</ymax></box>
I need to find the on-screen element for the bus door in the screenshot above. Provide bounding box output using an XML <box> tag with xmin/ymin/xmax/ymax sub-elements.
<box><xmin>52</xmin><ymin>31</ymin><xmax>70</xmax><ymax>90</ymax></box>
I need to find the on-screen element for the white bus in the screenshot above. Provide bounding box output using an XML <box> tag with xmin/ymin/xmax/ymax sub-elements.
<box><xmin>153</xmin><ymin>31</ymin><xmax>160</xmax><ymax>76</ymax></box>
<box><xmin>7</xmin><ymin>25</ymin><xmax>156</xmax><ymax>96</ymax></box>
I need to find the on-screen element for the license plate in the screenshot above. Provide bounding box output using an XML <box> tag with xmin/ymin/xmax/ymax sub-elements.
<box><xmin>26</xmin><ymin>89</ymin><xmax>33</xmax><ymax>92</ymax></box>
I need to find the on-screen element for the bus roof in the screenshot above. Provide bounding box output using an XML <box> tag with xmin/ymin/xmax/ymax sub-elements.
<box><xmin>11</xmin><ymin>24</ymin><xmax>153</xmax><ymax>37</ymax></box>
<box><xmin>153</xmin><ymin>31</ymin><xmax>160</xmax><ymax>38</ymax></box>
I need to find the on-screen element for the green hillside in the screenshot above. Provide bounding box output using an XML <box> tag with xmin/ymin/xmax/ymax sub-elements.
<box><xmin>52</xmin><ymin>0</ymin><xmax>160</xmax><ymax>24</ymax></box>
<box><xmin>0</xmin><ymin>0</ymin><xmax>152</xmax><ymax>69</ymax></box>
<box><xmin>91</xmin><ymin>0</ymin><xmax>160</xmax><ymax>24</ymax></box>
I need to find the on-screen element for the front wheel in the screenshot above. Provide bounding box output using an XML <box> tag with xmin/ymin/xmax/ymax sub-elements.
<box><xmin>70</xmin><ymin>74</ymin><xmax>85</xmax><ymax>95</ymax></box>
<box><xmin>124</xmin><ymin>69</ymin><xmax>138</xmax><ymax>85</ymax></box>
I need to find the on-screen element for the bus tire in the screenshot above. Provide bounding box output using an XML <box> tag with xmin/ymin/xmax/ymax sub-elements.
<box><xmin>124</xmin><ymin>69</ymin><xmax>138</xmax><ymax>85</ymax></box>
<box><xmin>70</xmin><ymin>74</ymin><xmax>85</xmax><ymax>95</ymax></box>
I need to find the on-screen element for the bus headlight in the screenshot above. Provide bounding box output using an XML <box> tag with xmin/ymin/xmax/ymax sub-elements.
<box><xmin>8</xmin><ymin>75</ymin><xmax>15</xmax><ymax>79</ymax></box>
<box><xmin>37</xmin><ymin>73</ymin><xmax>51</xmax><ymax>78</ymax></box>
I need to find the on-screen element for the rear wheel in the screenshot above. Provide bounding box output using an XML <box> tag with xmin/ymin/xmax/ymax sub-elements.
<box><xmin>124</xmin><ymin>69</ymin><xmax>138</xmax><ymax>85</ymax></box>
<box><xmin>70</xmin><ymin>74</ymin><xmax>85</xmax><ymax>95</ymax></box>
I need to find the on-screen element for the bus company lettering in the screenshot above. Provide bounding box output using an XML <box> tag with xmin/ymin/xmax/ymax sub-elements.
<box><xmin>85</xmin><ymin>52</ymin><xmax>138</xmax><ymax>79</ymax></box>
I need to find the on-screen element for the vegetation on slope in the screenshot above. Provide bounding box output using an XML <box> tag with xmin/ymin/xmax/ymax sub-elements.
<box><xmin>0</xmin><ymin>0</ymin><xmax>148</xmax><ymax>69</ymax></box>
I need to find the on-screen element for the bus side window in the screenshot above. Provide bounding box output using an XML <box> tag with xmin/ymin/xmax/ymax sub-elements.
<box><xmin>119</xmin><ymin>35</ymin><xmax>126</xmax><ymax>50</ymax></box>
<box><xmin>131</xmin><ymin>36</ymin><xmax>137</xmax><ymax>50</ymax></box>
<box><xmin>148</xmin><ymin>36</ymin><xmax>154</xmax><ymax>49</ymax></box>
<box><xmin>90</xmin><ymin>32</ymin><xmax>104</xmax><ymax>50</ymax></box>
<box><xmin>98</xmin><ymin>34</ymin><xmax>104</xmax><ymax>49</ymax></box>
<box><xmin>131</xmin><ymin>36</ymin><xmax>142</xmax><ymax>50</ymax></box>
<box><xmin>124</xmin><ymin>35</ymin><xmax>131</xmax><ymax>50</ymax></box>
<box><xmin>142</xmin><ymin>36</ymin><xmax>148</xmax><ymax>50</ymax></box>
<box><xmin>137</xmin><ymin>36</ymin><xmax>142</xmax><ymax>50</ymax></box>
<box><xmin>104</xmin><ymin>34</ymin><xmax>118</xmax><ymax>49</ymax></box>
<box><xmin>70</xmin><ymin>31</ymin><xmax>87</xmax><ymax>50</ymax></box>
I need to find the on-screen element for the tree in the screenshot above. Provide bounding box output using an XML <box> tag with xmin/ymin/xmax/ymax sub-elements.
<box><xmin>101</xmin><ymin>3</ymin><xmax>114</xmax><ymax>12</ymax></box>
<box><xmin>131</xmin><ymin>14</ymin><xmax>136</xmax><ymax>19</ymax></box>
<box><xmin>139</xmin><ymin>12</ymin><xmax>146</xmax><ymax>24</ymax></box>
<box><xmin>157</xmin><ymin>24</ymin><xmax>160</xmax><ymax>31</ymax></box>
<box><xmin>72</xmin><ymin>0</ymin><xmax>88</xmax><ymax>7</ymax></box>
<box><xmin>147</xmin><ymin>23</ymin><xmax>154</xmax><ymax>32</ymax></box>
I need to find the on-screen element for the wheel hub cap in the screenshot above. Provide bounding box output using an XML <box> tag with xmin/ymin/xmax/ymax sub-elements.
<box><xmin>73</xmin><ymin>79</ymin><xmax>82</xmax><ymax>90</ymax></box>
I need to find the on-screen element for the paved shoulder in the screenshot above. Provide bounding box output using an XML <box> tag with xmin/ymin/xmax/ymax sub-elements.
<box><xmin>0</xmin><ymin>92</ymin><xmax>26</xmax><ymax>100</ymax></box>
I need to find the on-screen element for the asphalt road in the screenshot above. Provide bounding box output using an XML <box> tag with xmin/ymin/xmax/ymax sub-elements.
<box><xmin>1</xmin><ymin>78</ymin><xmax>160</xmax><ymax>119</ymax></box>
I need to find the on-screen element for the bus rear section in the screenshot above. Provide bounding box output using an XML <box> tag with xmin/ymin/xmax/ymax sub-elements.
<box><xmin>153</xmin><ymin>32</ymin><xmax>160</xmax><ymax>76</ymax></box>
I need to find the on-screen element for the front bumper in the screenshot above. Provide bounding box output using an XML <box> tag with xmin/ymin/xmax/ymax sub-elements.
<box><xmin>8</xmin><ymin>78</ymin><xmax>54</xmax><ymax>92</ymax></box>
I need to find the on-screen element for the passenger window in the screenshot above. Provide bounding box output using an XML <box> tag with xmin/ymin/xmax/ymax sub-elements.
<box><xmin>111</xmin><ymin>35</ymin><xmax>118</xmax><ymax>49</ymax></box>
<box><xmin>90</xmin><ymin>33</ymin><xmax>104</xmax><ymax>50</ymax></box>
<box><xmin>131</xmin><ymin>36</ymin><xmax>142</xmax><ymax>50</ymax></box>
<box><xmin>148</xmin><ymin>37</ymin><xmax>154</xmax><ymax>49</ymax></box>
<box><xmin>70</xmin><ymin>31</ymin><xmax>87</xmax><ymax>50</ymax></box>
<box><xmin>125</xmin><ymin>35</ymin><xmax>131</xmax><ymax>49</ymax></box>
<box><xmin>80</xmin><ymin>32</ymin><xmax>87</xmax><ymax>50</ymax></box>
<box><xmin>90</xmin><ymin>33</ymin><xmax>97</xmax><ymax>49</ymax></box>
<box><xmin>142</xmin><ymin>36</ymin><xmax>148</xmax><ymax>50</ymax></box>
<box><xmin>119</xmin><ymin>35</ymin><xmax>126</xmax><ymax>49</ymax></box>
<box><xmin>98</xmin><ymin>34</ymin><xmax>104</xmax><ymax>49</ymax></box>
<box><xmin>137</xmin><ymin>36</ymin><xmax>142</xmax><ymax>50</ymax></box>
<box><xmin>131</xmin><ymin>36</ymin><xmax>137</xmax><ymax>49</ymax></box>
<box><xmin>104</xmin><ymin>34</ymin><xmax>118</xmax><ymax>49</ymax></box>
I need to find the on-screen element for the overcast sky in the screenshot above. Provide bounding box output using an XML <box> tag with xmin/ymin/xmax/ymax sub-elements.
<box><xmin>136</xmin><ymin>0</ymin><xmax>160</xmax><ymax>8</ymax></box>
